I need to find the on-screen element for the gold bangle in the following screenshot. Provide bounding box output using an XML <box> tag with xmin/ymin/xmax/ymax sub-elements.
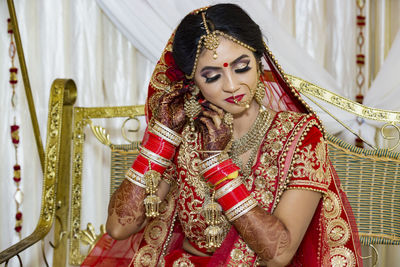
<box><xmin>213</xmin><ymin>176</ymin><xmax>235</xmax><ymax>188</ymax></box>
<box><xmin>139</xmin><ymin>146</ymin><xmax>171</xmax><ymax>168</ymax></box>
<box><xmin>149</xmin><ymin>120</ymin><xmax>182</xmax><ymax>146</ymax></box>
<box><xmin>215</xmin><ymin>178</ymin><xmax>242</xmax><ymax>200</ymax></box>
<box><xmin>225</xmin><ymin>196</ymin><xmax>258</xmax><ymax>222</ymax></box>
<box><xmin>125</xmin><ymin>168</ymin><xmax>146</xmax><ymax>188</ymax></box>
<box><xmin>198</xmin><ymin>152</ymin><xmax>229</xmax><ymax>176</ymax></box>
<box><xmin>127</xmin><ymin>167</ymin><xmax>145</xmax><ymax>180</ymax></box>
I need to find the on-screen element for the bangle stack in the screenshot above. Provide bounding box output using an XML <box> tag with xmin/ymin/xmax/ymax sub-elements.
<box><xmin>215</xmin><ymin>176</ymin><xmax>258</xmax><ymax>222</ymax></box>
<box><xmin>198</xmin><ymin>153</ymin><xmax>258</xmax><ymax>240</ymax></box>
<box><xmin>126</xmin><ymin>120</ymin><xmax>181</xmax><ymax>217</ymax></box>
<box><xmin>224</xmin><ymin>195</ymin><xmax>258</xmax><ymax>222</ymax></box>
<box><xmin>200</xmin><ymin>154</ymin><xmax>240</xmax><ymax>188</ymax></box>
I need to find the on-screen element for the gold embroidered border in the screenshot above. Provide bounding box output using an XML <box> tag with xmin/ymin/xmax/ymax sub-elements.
<box><xmin>286</xmin><ymin>74</ymin><xmax>400</xmax><ymax>123</ymax></box>
<box><xmin>287</xmin><ymin>180</ymin><xmax>329</xmax><ymax>191</ymax></box>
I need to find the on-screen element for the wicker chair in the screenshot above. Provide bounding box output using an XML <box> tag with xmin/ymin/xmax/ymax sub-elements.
<box><xmin>327</xmin><ymin>134</ymin><xmax>400</xmax><ymax>248</ymax></box>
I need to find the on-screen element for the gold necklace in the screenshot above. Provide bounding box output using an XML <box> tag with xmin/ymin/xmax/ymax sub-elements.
<box><xmin>230</xmin><ymin>109</ymin><xmax>272</xmax><ymax>178</ymax></box>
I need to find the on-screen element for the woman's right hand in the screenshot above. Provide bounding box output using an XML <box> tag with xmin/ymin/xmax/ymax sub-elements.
<box><xmin>155</xmin><ymin>86</ymin><xmax>191</xmax><ymax>133</ymax></box>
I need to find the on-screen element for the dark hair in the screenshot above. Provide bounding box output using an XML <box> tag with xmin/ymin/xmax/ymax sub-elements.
<box><xmin>172</xmin><ymin>4</ymin><xmax>265</xmax><ymax>76</ymax></box>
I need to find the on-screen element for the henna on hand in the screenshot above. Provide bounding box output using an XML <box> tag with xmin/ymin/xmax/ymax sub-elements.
<box><xmin>108</xmin><ymin>179</ymin><xmax>146</xmax><ymax>227</ymax></box>
<box><xmin>233</xmin><ymin>206</ymin><xmax>290</xmax><ymax>261</ymax></box>
<box><xmin>158</xmin><ymin>86</ymin><xmax>190</xmax><ymax>132</ymax></box>
<box><xmin>198</xmin><ymin>103</ymin><xmax>232</xmax><ymax>155</ymax></box>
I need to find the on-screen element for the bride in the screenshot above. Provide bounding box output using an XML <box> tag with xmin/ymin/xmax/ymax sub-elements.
<box><xmin>84</xmin><ymin>4</ymin><xmax>362</xmax><ymax>267</ymax></box>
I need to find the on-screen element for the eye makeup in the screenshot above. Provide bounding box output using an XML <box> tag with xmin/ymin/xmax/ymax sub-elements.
<box><xmin>199</xmin><ymin>54</ymin><xmax>252</xmax><ymax>83</ymax></box>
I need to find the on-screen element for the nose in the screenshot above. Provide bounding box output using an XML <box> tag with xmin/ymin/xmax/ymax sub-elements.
<box><xmin>222</xmin><ymin>71</ymin><xmax>240</xmax><ymax>93</ymax></box>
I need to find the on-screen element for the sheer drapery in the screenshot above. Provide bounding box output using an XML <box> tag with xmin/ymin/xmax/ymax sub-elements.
<box><xmin>1</xmin><ymin>0</ymin><xmax>399</xmax><ymax>266</ymax></box>
<box><xmin>0</xmin><ymin>1</ymin><xmax>152</xmax><ymax>266</ymax></box>
<box><xmin>97</xmin><ymin>0</ymin><xmax>400</xmax><ymax>149</ymax></box>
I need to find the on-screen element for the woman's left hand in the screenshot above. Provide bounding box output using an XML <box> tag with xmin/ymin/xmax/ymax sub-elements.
<box><xmin>197</xmin><ymin>102</ymin><xmax>232</xmax><ymax>155</ymax></box>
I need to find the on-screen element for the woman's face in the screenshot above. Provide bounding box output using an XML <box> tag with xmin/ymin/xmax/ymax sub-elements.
<box><xmin>194</xmin><ymin>37</ymin><xmax>258</xmax><ymax>115</ymax></box>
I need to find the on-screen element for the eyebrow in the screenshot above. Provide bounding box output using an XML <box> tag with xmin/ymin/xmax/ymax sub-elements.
<box><xmin>200</xmin><ymin>54</ymin><xmax>250</xmax><ymax>73</ymax></box>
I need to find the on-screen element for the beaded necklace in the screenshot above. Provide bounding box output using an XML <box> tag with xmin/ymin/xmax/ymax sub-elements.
<box><xmin>230</xmin><ymin>109</ymin><xmax>272</xmax><ymax>178</ymax></box>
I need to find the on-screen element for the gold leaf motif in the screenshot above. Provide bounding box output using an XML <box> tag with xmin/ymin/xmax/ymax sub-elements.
<box><xmin>144</xmin><ymin>220</ymin><xmax>167</xmax><ymax>247</ymax></box>
<box><xmin>79</xmin><ymin>223</ymin><xmax>106</xmax><ymax>253</ymax></box>
<box><xmin>231</xmin><ymin>248</ymin><xmax>244</xmax><ymax>261</ymax></box>
<box><xmin>89</xmin><ymin>121</ymin><xmax>111</xmax><ymax>146</ymax></box>
<box><xmin>292</xmin><ymin>137</ymin><xmax>330</xmax><ymax>184</ymax></box>
<box><xmin>134</xmin><ymin>245</ymin><xmax>157</xmax><ymax>267</ymax></box>
<box><xmin>327</xmin><ymin>218</ymin><xmax>350</xmax><ymax>246</ymax></box>
<box><xmin>328</xmin><ymin>246</ymin><xmax>356</xmax><ymax>267</ymax></box>
<box><xmin>323</xmin><ymin>190</ymin><xmax>341</xmax><ymax>219</ymax></box>
<box><xmin>172</xmin><ymin>253</ymin><xmax>195</xmax><ymax>267</ymax></box>
<box><xmin>260</xmin><ymin>191</ymin><xmax>274</xmax><ymax>206</ymax></box>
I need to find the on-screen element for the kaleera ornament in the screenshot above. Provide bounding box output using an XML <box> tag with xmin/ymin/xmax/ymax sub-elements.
<box><xmin>11</xmin><ymin>124</ymin><xmax>20</xmax><ymax>145</ymax></box>
<box><xmin>13</xmin><ymin>164</ymin><xmax>21</xmax><ymax>183</ymax></box>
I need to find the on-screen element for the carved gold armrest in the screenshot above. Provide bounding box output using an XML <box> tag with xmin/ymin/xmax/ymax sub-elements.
<box><xmin>0</xmin><ymin>79</ymin><xmax>77</xmax><ymax>264</ymax></box>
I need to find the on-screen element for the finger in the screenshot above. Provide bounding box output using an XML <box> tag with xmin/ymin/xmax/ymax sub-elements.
<box><xmin>208</xmin><ymin>103</ymin><xmax>224</xmax><ymax>119</ymax></box>
<box><xmin>202</xmin><ymin>110</ymin><xmax>222</xmax><ymax>128</ymax></box>
<box><xmin>161</xmin><ymin>86</ymin><xmax>190</xmax><ymax>105</ymax></box>
<box><xmin>199</xmin><ymin>116</ymin><xmax>217</xmax><ymax>133</ymax></box>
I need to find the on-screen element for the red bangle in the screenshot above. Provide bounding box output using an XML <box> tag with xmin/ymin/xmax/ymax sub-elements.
<box><xmin>203</xmin><ymin>159</ymin><xmax>233</xmax><ymax>179</ymax></box>
<box><xmin>217</xmin><ymin>184</ymin><xmax>250</xmax><ymax>211</ymax></box>
<box><xmin>131</xmin><ymin>154</ymin><xmax>167</xmax><ymax>174</ymax></box>
<box><xmin>206</xmin><ymin>164</ymin><xmax>240</xmax><ymax>185</ymax></box>
<box><xmin>142</xmin><ymin>131</ymin><xmax>176</xmax><ymax>159</ymax></box>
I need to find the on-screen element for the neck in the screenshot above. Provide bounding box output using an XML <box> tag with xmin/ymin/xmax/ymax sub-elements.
<box><xmin>232</xmin><ymin>100</ymin><xmax>260</xmax><ymax>140</ymax></box>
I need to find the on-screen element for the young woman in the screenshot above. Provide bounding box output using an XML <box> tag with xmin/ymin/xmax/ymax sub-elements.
<box><xmin>83</xmin><ymin>4</ymin><xmax>362</xmax><ymax>267</ymax></box>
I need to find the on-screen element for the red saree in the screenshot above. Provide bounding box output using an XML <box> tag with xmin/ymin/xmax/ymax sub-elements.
<box><xmin>83</xmin><ymin>111</ymin><xmax>362</xmax><ymax>266</ymax></box>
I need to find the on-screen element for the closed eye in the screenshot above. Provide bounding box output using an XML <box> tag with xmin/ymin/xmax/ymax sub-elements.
<box><xmin>235</xmin><ymin>61</ymin><xmax>251</xmax><ymax>73</ymax></box>
<box><xmin>203</xmin><ymin>73</ymin><xmax>221</xmax><ymax>83</ymax></box>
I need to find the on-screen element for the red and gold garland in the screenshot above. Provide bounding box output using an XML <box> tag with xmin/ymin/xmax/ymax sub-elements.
<box><xmin>355</xmin><ymin>0</ymin><xmax>366</xmax><ymax>148</ymax></box>
<box><xmin>8</xmin><ymin>18</ymin><xmax>23</xmax><ymax>238</ymax></box>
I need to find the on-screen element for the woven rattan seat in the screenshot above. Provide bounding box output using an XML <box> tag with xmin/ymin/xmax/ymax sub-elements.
<box><xmin>327</xmin><ymin>134</ymin><xmax>400</xmax><ymax>246</ymax></box>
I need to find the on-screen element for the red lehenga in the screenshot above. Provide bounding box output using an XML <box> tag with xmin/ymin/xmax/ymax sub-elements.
<box><xmin>82</xmin><ymin>21</ymin><xmax>363</xmax><ymax>267</ymax></box>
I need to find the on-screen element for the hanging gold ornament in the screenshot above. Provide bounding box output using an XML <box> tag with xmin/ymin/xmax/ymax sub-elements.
<box><xmin>184</xmin><ymin>85</ymin><xmax>202</xmax><ymax>132</ymax></box>
<box><xmin>143</xmin><ymin>164</ymin><xmax>161</xmax><ymax>217</ymax></box>
<box><xmin>202</xmin><ymin>190</ymin><xmax>225</xmax><ymax>249</ymax></box>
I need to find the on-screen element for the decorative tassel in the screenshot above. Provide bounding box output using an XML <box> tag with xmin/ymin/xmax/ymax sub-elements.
<box><xmin>202</xmin><ymin>190</ymin><xmax>224</xmax><ymax>249</ymax></box>
<box><xmin>143</xmin><ymin>163</ymin><xmax>161</xmax><ymax>217</ymax></box>
<box><xmin>204</xmin><ymin>225</ymin><xmax>224</xmax><ymax>249</ymax></box>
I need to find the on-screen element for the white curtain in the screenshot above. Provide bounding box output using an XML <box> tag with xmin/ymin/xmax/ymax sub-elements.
<box><xmin>0</xmin><ymin>0</ymin><xmax>152</xmax><ymax>266</ymax></box>
<box><xmin>1</xmin><ymin>0</ymin><xmax>399</xmax><ymax>266</ymax></box>
<box><xmin>97</xmin><ymin>0</ymin><xmax>400</xmax><ymax>149</ymax></box>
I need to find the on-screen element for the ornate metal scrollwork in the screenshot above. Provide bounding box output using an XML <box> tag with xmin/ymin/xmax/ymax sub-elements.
<box><xmin>122</xmin><ymin>117</ymin><xmax>141</xmax><ymax>143</ymax></box>
<box><xmin>69</xmin><ymin>105</ymin><xmax>145</xmax><ymax>265</ymax></box>
<box><xmin>88</xmin><ymin>120</ymin><xmax>111</xmax><ymax>146</ymax></box>
<box><xmin>381</xmin><ymin>123</ymin><xmax>400</xmax><ymax>151</ymax></box>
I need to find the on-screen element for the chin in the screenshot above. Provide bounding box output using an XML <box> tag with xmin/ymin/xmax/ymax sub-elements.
<box><xmin>222</xmin><ymin>104</ymin><xmax>247</xmax><ymax>115</ymax></box>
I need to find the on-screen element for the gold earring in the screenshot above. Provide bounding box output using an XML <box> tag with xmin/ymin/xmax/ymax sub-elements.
<box><xmin>255</xmin><ymin>80</ymin><xmax>266</xmax><ymax>111</ymax></box>
<box><xmin>184</xmin><ymin>85</ymin><xmax>202</xmax><ymax>131</ymax></box>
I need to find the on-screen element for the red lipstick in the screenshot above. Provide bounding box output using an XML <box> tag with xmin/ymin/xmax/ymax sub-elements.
<box><xmin>225</xmin><ymin>94</ymin><xmax>245</xmax><ymax>103</ymax></box>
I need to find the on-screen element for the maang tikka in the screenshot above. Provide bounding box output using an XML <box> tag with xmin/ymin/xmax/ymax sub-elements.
<box><xmin>185</xmin><ymin>11</ymin><xmax>257</xmax><ymax>80</ymax></box>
